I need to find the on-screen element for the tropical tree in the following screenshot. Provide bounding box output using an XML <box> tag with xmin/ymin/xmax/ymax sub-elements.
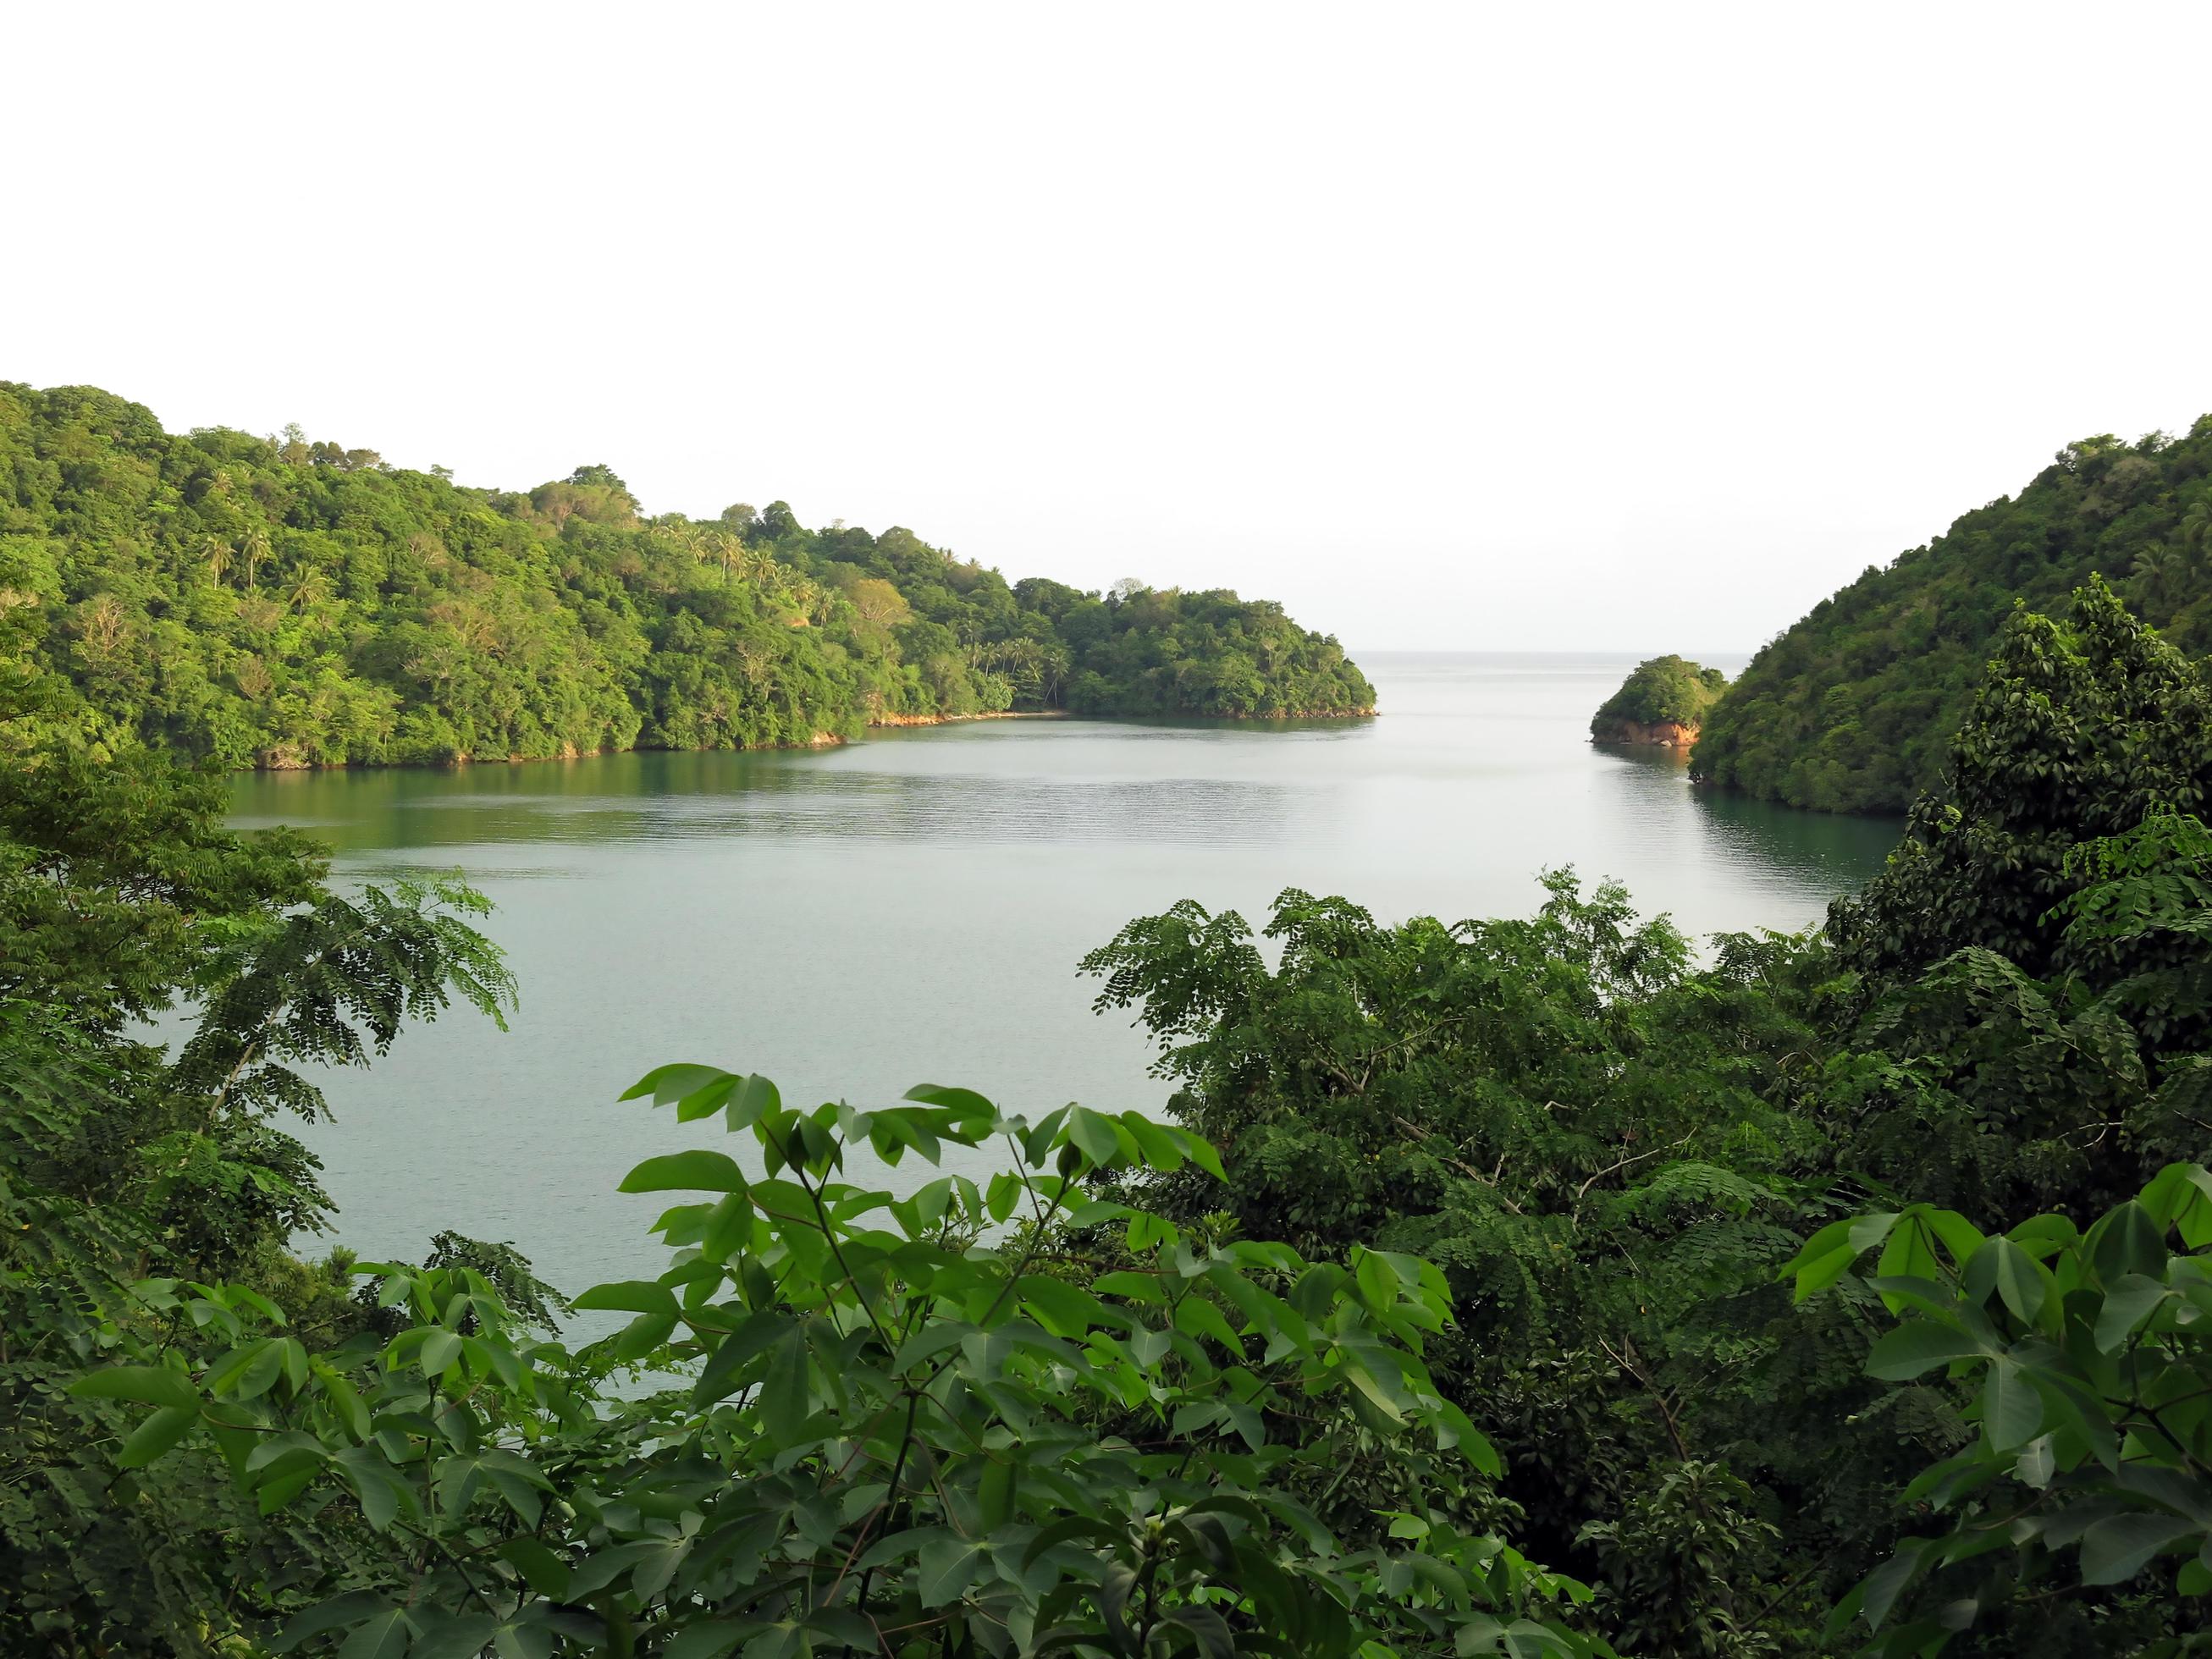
<box><xmin>240</xmin><ymin>527</ymin><xmax>272</xmax><ymax>594</ymax></box>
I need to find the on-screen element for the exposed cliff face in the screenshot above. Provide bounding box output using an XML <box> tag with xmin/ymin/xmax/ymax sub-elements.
<box><xmin>1588</xmin><ymin>656</ymin><xmax>1728</xmax><ymax>748</ymax></box>
<box><xmin>1592</xmin><ymin>718</ymin><xmax>1700</xmax><ymax>747</ymax></box>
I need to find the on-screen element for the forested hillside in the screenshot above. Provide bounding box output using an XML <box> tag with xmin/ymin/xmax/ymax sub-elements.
<box><xmin>1695</xmin><ymin>418</ymin><xmax>2212</xmax><ymax>813</ymax></box>
<box><xmin>0</xmin><ymin>384</ymin><xmax>1371</xmax><ymax>768</ymax></box>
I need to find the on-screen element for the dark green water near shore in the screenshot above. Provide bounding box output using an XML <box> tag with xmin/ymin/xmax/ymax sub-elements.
<box><xmin>230</xmin><ymin>652</ymin><xmax>1899</xmax><ymax>1297</ymax></box>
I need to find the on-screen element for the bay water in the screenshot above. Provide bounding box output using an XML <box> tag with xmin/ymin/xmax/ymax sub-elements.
<box><xmin>229</xmin><ymin>653</ymin><xmax>1899</xmax><ymax>1299</ymax></box>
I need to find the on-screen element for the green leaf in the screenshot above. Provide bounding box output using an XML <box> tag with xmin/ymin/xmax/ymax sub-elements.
<box><xmin>1065</xmin><ymin>1105</ymin><xmax>1124</xmax><ymax>1169</ymax></box>
<box><xmin>2080</xmin><ymin>1513</ymin><xmax>2200</xmax><ymax>1585</ymax></box>
<box><xmin>918</xmin><ymin>1532</ymin><xmax>984</xmax><ymax>1607</ymax></box>
<box><xmin>1172</xmin><ymin>1294</ymin><xmax>1244</xmax><ymax>1353</ymax></box>
<box><xmin>760</xmin><ymin>1326</ymin><xmax>810</xmax><ymax>1444</ymax></box>
<box><xmin>337</xmin><ymin>1607</ymin><xmax>412</xmax><ymax>1659</ymax></box>
<box><xmin>621</xmin><ymin>1062</ymin><xmax>732</xmax><ymax>1105</ymax></box>
<box><xmin>2091</xmin><ymin>1202</ymin><xmax>2170</xmax><ymax>1282</ymax></box>
<box><xmin>1981</xmin><ymin>1359</ymin><xmax>2043</xmax><ymax>1452</ymax></box>
<box><xmin>664</xmin><ymin>1623</ymin><xmax>752</xmax><ymax>1659</ymax></box>
<box><xmin>618</xmin><ymin>1149</ymin><xmax>749</xmax><ymax>1193</ymax></box>
<box><xmin>1118</xmin><ymin>1112</ymin><xmax>1187</xmax><ymax>1172</ymax></box>
<box><xmin>497</xmin><ymin>1536</ymin><xmax>571</xmax><ymax>1599</ymax></box>
<box><xmin>335</xmin><ymin>1445</ymin><xmax>412</xmax><ymax>1533</ymax></box>
<box><xmin>1018</xmin><ymin>1275</ymin><xmax>1106</xmax><ymax>1337</ymax></box>
<box><xmin>117</xmin><ymin>1405</ymin><xmax>199</xmax><ymax>1468</ymax></box>
<box><xmin>1180</xmin><ymin>1131</ymin><xmax>1228</xmax><ymax>1183</ymax></box>
<box><xmin>410</xmin><ymin>1613</ymin><xmax>500</xmax><ymax>1659</ymax></box>
<box><xmin>571</xmin><ymin>1279</ymin><xmax>681</xmax><ymax>1317</ymax></box>
<box><xmin>1344</xmin><ymin>1365</ymin><xmax>1406</xmax><ymax>1428</ymax></box>
<box><xmin>207</xmin><ymin>1339</ymin><xmax>284</xmax><ymax>1400</ymax></box>
<box><xmin>1865</xmin><ymin>1320</ymin><xmax>1986</xmax><ymax>1380</ymax></box>
<box><xmin>1164</xmin><ymin>1607</ymin><xmax>1236</xmax><ymax>1659</ymax></box>
<box><xmin>68</xmin><ymin>1365</ymin><xmax>200</xmax><ymax>1410</ymax></box>
<box><xmin>700</xmin><ymin>1190</ymin><xmax>753</xmax><ymax>1265</ymax></box>
<box><xmin>731</xmin><ymin>1072</ymin><xmax>783</xmax><ymax>1133</ymax></box>
<box><xmin>2094</xmin><ymin>1275</ymin><xmax>2172</xmax><ymax>1353</ymax></box>
<box><xmin>1989</xmin><ymin>1237</ymin><xmax>2049</xmax><ymax>1326</ymax></box>
<box><xmin>273</xmin><ymin>1591</ymin><xmax>390</xmax><ymax>1653</ymax></box>
<box><xmin>978</xmin><ymin>1456</ymin><xmax>1018</xmax><ymax>1531</ymax></box>
<box><xmin>421</xmin><ymin>1329</ymin><xmax>462</xmax><ymax>1379</ymax></box>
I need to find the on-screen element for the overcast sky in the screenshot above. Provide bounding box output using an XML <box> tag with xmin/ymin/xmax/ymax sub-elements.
<box><xmin>8</xmin><ymin>4</ymin><xmax>2209</xmax><ymax>653</ymax></box>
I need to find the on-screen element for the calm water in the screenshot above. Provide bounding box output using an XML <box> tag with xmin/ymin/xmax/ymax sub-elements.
<box><xmin>229</xmin><ymin>653</ymin><xmax>1899</xmax><ymax>1299</ymax></box>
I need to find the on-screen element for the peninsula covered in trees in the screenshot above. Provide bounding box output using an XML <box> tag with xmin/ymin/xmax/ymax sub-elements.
<box><xmin>0</xmin><ymin>384</ymin><xmax>1373</xmax><ymax>768</ymax></box>
<box><xmin>1587</xmin><ymin>654</ymin><xmax>1727</xmax><ymax>746</ymax></box>
<box><xmin>1695</xmin><ymin>417</ymin><xmax>2212</xmax><ymax>813</ymax></box>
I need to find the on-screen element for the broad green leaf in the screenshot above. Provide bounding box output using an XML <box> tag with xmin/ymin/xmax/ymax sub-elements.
<box><xmin>621</xmin><ymin>1063</ymin><xmax>731</xmax><ymax>1105</ymax></box>
<box><xmin>1864</xmin><ymin>1320</ymin><xmax>1986</xmax><ymax>1380</ymax></box>
<box><xmin>917</xmin><ymin>1532</ymin><xmax>985</xmax><ymax>1607</ymax></box>
<box><xmin>664</xmin><ymin>1623</ymin><xmax>752</xmax><ymax>1659</ymax></box>
<box><xmin>1018</xmin><ymin>1275</ymin><xmax>1106</xmax><ymax>1338</ymax></box>
<box><xmin>760</xmin><ymin>1326</ymin><xmax>811</xmax><ymax>1444</ymax></box>
<box><xmin>420</xmin><ymin>1329</ymin><xmax>461</xmax><ymax>1379</ymax></box>
<box><xmin>409</xmin><ymin>1614</ymin><xmax>499</xmax><ymax>1659</ymax></box>
<box><xmin>337</xmin><ymin>1607</ymin><xmax>412</xmax><ymax>1659</ymax></box>
<box><xmin>571</xmin><ymin>1279</ymin><xmax>681</xmax><ymax>1317</ymax></box>
<box><xmin>619</xmin><ymin>1149</ymin><xmax>749</xmax><ymax>1193</ymax></box>
<box><xmin>2080</xmin><ymin>1513</ymin><xmax>2199</xmax><ymax>1585</ymax></box>
<box><xmin>978</xmin><ymin>1456</ymin><xmax>1018</xmax><ymax>1531</ymax></box>
<box><xmin>2094</xmin><ymin>1275</ymin><xmax>2172</xmax><ymax>1353</ymax></box>
<box><xmin>1065</xmin><ymin>1105</ymin><xmax>1125</xmax><ymax>1169</ymax></box>
<box><xmin>699</xmin><ymin>1190</ymin><xmax>752</xmax><ymax>1265</ymax></box>
<box><xmin>1981</xmin><ymin>1359</ymin><xmax>2043</xmax><ymax>1451</ymax></box>
<box><xmin>118</xmin><ymin>1405</ymin><xmax>199</xmax><ymax>1468</ymax></box>
<box><xmin>497</xmin><ymin>1535</ymin><xmax>571</xmax><ymax>1599</ymax></box>
<box><xmin>2090</xmin><ymin>1202</ymin><xmax>2170</xmax><ymax>1282</ymax></box>
<box><xmin>68</xmin><ymin>1365</ymin><xmax>199</xmax><ymax>1411</ymax></box>
<box><xmin>273</xmin><ymin>1591</ymin><xmax>389</xmax><ymax>1652</ymax></box>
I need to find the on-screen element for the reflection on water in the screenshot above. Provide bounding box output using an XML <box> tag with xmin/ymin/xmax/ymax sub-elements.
<box><xmin>231</xmin><ymin>652</ymin><xmax>1902</xmax><ymax>1298</ymax></box>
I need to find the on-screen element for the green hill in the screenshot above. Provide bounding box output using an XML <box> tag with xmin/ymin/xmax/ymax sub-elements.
<box><xmin>1588</xmin><ymin>654</ymin><xmax>1727</xmax><ymax>741</ymax></box>
<box><xmin>1693</xmin><ymin>418</ymin><xmax>2212</xmax><ymax>813</ymax></box>
<box><xmin>0</xmin><ymin>384</ymin><xmax>1371</xmax><ymax>768</ymax></box>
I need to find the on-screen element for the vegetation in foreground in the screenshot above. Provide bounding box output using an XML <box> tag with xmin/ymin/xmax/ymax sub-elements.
<box><xmin>1695</xmin><ymin>418</ymin><xmax>2212</xmax><ymax>814</ymax></box>
<box><xmin>1586</xmin><ymin>655</ymin><xmax>1727</xmax><ymax>743</ymax></box>
<box><xmin>0</xmin><ymin>383</ymin><xmax>1372</xmax><ymax>770</ymax></box>
<box><xmin>6</xmin><ymin>578</ymin><xmax>2212</xmax><ymax>1656</ymax></box>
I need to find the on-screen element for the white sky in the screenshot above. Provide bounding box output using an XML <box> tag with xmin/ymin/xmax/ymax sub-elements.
<box><xmin>8</xmin><ymin>3</ymin><xmax>2210</xmax><ymax>653</ymax></box>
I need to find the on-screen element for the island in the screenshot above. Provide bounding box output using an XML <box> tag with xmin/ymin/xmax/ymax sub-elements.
<box><xmin>1589</xmin><ymin>654</ymin><xmax>1728</xmax><ymax>747</ymax></box>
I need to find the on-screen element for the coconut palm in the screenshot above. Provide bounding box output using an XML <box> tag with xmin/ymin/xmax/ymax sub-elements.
<box><xmin>200</xmin><ymin>535</ymin><xmax>232</xmax><ymax>587</ymax></box>
<box><xmin>287</xmin><ymin>568</ymin><xmax>330</xmax><ymax>613</ymax></box>
<box><xmin>2132</xmin><ymin>543</ymin><xmax>2182</xmax><ymax>607</ymax></box>
<box><xmin>2182</xmin><ymin>498</ymin><xmax>2212</xmax><ymax>560</ymax></box>
<box><xmin>240</xmin><ymin>528</ymin><xmax>272</xmax><ymax>593</ymax></box>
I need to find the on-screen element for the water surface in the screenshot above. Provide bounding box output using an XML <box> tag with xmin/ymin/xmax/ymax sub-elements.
<box><xmin>230</xmin><ymin>653</ymin><xmax>1899</xmax><ymax>1295</ymax></box>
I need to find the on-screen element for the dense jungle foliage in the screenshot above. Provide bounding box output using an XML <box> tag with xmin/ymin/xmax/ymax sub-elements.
<box><xmin>1587</xmin><ymin>657</ymin><xmax>1727</xmax><ymax>739</ymax></box>
<box><xmin>8</xmin><ymin>578</ymin><xmax>2212</xmax><ymax>1658</ymax></box>
<box><xmin>1695</xmin><ymin>417</ymin><xmax>2212</xmax><ymax>814</ymax></box>
<box><xmin>0</xmin><ymin>383</ymin><xmax>1372</xmax><ymax>769</ymax></box>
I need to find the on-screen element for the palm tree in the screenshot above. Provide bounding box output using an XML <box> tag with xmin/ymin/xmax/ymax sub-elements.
<box><xmin>240</xmin><ymin>527</ymin><xmax>272</xmax><ymax>593</ymax></box>
<box><xmin>2132</xmin><ymin>544</ymin><xmax>2182</xmax><ymax>608</ymax></box>
<box><xmin>287</xmin><ymin>568</ymin><xmax>329</xmax><ymax>613</ymax></box>
<box><xmin>2182</xmin><ymin>499</ymin><xmax>2212</xmax><ymax>562</ymax></box>
<box><xmin>201</xmin><ymin>535</ymin><xmax>232</xmax><ymax>587</ymax></box>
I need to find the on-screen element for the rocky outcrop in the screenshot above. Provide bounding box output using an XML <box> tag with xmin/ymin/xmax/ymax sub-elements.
<box><xmin>1592</xmin><ymin>718</ymin><xmax>1700</xmax><ymax>748</ymax></box>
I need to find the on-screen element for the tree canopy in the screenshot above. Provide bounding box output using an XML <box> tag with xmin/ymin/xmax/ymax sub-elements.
<box><xmin>1695</xmin><ymin>421</ymin><xmax>2212</xmax><ymax>813</ymax></box>
<box><xmin>1588</xmin><ymin>656</ymin><xmax>1727</xmax><ymax>738</ymax></box>
<box><xmin>0</xmin><ymin>384</ymin><xmax>1373</xmax><ymax>771</ymax></box>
